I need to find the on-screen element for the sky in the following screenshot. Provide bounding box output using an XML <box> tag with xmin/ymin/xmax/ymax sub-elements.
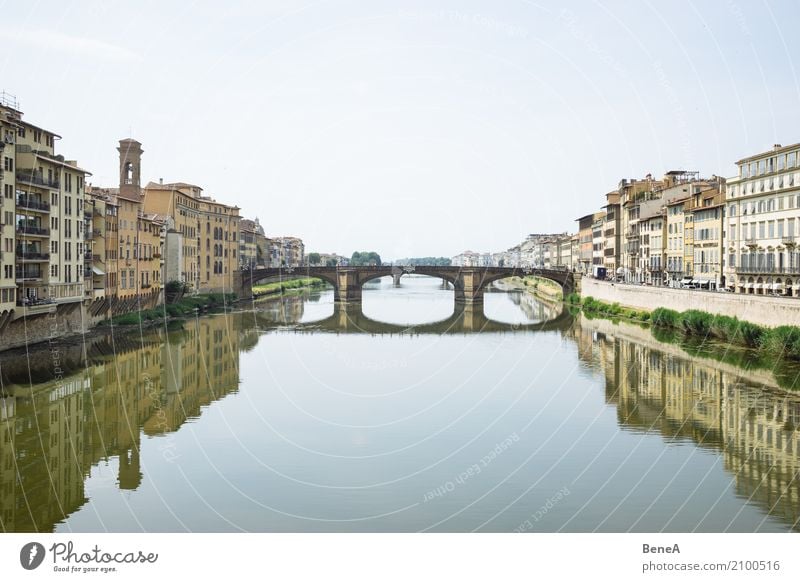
<box><xmin>2</xmin><ymin>0</ymin><xmax>799</xmax><ymax>260</ymax></box>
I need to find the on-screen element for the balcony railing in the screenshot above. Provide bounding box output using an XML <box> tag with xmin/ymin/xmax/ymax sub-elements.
<box><xmin>745</xmin><ymin>238</ymin><xmax>758</xmax><ymax>246</ymax></box>
<box><xmin>15</xmin><ymin>250</ymin><xmax>50</xmax><ymax>261</ymax></box>
<box><xmin>84</xmin><ymin>250</ymin><xmax>93</xmax><ymax>260</ymax></box>
<box><xmin>16</xmin><ymin>197</ymin><xmax>50</xmax><ymax>212</ymax></box>
<box><xmin>16</xmin><ymin>170</ymin><xmax>59</xmax><ymax>189</ymax></box>
<box><xmin>736</xmin><ymin>265</ymin><xmax>800</xmax><ymax>275</ymax></box>
<box><xmin>16</xmin><ymin>225</ymin><xmax>49</xmax><ymax>236</ymax></box>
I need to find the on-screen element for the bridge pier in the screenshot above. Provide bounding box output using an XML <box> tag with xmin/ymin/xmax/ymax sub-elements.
<box><xmin>335</xmin><ymin>270</ymin><xmax>362</xmax><ymax>303</ymax></box>
<box><xmin>454</xmin><ymin>270</ymin><xmax>485</xmax><ymax>306</ymax></box>
<box><xmin>392</xmin><ymin>273</ymin><xmax>402</xmax><ymax>287</ymax></box>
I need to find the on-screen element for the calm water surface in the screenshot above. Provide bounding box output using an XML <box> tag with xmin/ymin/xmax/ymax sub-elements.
<box><xmin>1</xmin><ymin>275</ymin><xmax>799</xmax><ymax>532</ymax></box>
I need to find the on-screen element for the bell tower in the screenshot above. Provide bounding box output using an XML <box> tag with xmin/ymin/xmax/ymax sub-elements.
<box><xmin>118</xmin><ymin>138</ymin><xmax>143</xmax><ymax>198</ymax></box>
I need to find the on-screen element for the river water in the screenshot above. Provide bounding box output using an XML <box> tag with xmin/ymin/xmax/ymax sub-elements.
<box><xmin>1</xmin><ymin>275</ymin><xmax>798</xmax><ymax>532</ymax></box>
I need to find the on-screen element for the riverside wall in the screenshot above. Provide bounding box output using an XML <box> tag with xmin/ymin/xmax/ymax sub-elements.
<box><xmin>581</xmin><ymin>277</ymin><xmax>800</xmax><ymax>328</ymax></box>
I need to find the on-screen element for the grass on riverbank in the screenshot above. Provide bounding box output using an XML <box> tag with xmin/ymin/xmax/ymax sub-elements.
<box><xmin>566</xmin><ymin>293</ymin><xmax>651</xmax><ymax>322</ymax></box>
<box><xmin>568</xmin><ymin>292</ymin><xmax>800</xmax><ymax>363</ymax></box>
<box><xmin>108</xmin><ymin>293</ymin><xmax>237</xmax><ymax>325</ymax></box>
<box><xmin>252</xmin><ymin>278</ymin><xmax>325</xmax><ymax>297</ymax></box>
<box><xmin>522</xmin><ymin>276</ymin><xmax>563</xmax><ymax>300</ymax></box>
<box><xmin>651</xmin><ymin>307</ymin><xmax>800</xmax><ymax>360</ymax></box>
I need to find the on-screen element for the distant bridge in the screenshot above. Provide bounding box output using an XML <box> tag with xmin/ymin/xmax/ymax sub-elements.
<box><xmin>236</xmin><ymin>266</ymin><xmax>575</xmax><ymax>305</ymax></box>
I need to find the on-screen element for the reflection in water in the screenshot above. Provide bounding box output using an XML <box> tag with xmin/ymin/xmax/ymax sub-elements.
<box><xmin>568</xmin><ymin>317</ymin><xmax>800</xmax><ymax>530</ymax></box>
<box><xmin>0</xmin><ymin>316</ymin><xmax>241</xmax><ymax>532</ymax></box>
<box><xmin>0</xmin><ymin>279</ymin><xmax>798</xmax><ymax>532</ymax></box>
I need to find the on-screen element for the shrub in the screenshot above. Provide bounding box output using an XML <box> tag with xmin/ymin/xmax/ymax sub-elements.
<box><xmin>651</xmin><ymin>308</ymin><xmax>679</xmax><ymax>328</ymax></box>
<box><xmin>679</xmin><ymin>310</ymin><xmax>714</xmax><ymax>335</ymax></box>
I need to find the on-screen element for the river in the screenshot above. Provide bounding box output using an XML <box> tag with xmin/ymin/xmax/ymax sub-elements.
<box><xmin>1</xmin><ymin>275</ymin><xmax>798</xmax><ymax>532</ymax></box>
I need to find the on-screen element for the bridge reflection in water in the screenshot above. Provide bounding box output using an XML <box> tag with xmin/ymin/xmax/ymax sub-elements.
<box><xmin>0</xmin><ymin>292</ymin><xmax>799</xmax><ymax>532</ymax></box>
<box><xmin>250</xmin><ymin>293</ymin><xmax>572</xmax><ymax>334</ymax></box>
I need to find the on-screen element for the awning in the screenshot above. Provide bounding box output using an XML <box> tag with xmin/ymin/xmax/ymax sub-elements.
<box><xmin>773</xmin><ymin>282</ymin><xmax>782</xmax><ymax>290</ymax></box>
<box><xmin>681</xmin><ymin>277</ymin><xmax>693</xmax><ymax>283</ymax></box>
<box><xmin>755</xmin><ymin>283</ymin><xmax>763</xmax><ymax>289</ymax></box>
<box><xmin>91</xmin><ymin>266</ymin><xmax>105</xmax><ymax>275</ymax></box>
<box><xmin>746</xmin><ymin>282</ymin><xmax>754</xmax><ymax>289</ymax></box>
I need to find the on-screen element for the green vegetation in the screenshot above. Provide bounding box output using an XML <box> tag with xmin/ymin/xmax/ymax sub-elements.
<box><xmin>570</xmin><ymin>292</ymin><xmax>800</xmax><ymax>389</ymax></box>
<box><xmin>392</xmin><ymin>257</ymin><xmax>452</xmax><ymax>266</ymax></box>
<box><xmin>650</xmin><ymin>306</ymin><xmax>800</xmax><ymax>360</ymax></box>
<box><xmin>307</xmin><ymin>252</ymin><xmax>321</xmax><ymax>265</ymax></box>
<box><xmin>578</xmin><ymin>295</ymin><xmax>651</xmax><ymax>322</ymax></box>
<box><xmin>522</xmin><ymin>276</ymin><xmax>563</xmax><ymax>300</ymax></box>
<box><xmin>108</xmin><ymin>293</ymin><xmax>236</xmax><ymax>325</ymax></box>
<box><xmin>350</xmin><ymin>251</ymin><xmax>382</xmax><ymax>266</ymax></box>
<box><xmin>252</xmin><ymin>277</ymin><xmax>325</xmax><ymax>297</ymax></box>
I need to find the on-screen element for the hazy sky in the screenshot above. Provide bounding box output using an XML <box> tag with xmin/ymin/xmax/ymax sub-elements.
<box><xmin>2</xmin><ymin>0</ymin><xmax>799</xmax><ymax>259</ymax></box>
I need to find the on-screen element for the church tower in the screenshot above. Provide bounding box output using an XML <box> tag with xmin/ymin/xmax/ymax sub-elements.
<box><xmin>118</xmin><ymin>138</ymin><xmax>143</xmax><ymax>198</ymax></box>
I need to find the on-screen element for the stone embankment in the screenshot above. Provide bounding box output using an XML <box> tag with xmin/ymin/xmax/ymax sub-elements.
<box><xmin>582</xmin><ymin>277</ymin><xmax>800</xmax><ymax>328</ymax></box>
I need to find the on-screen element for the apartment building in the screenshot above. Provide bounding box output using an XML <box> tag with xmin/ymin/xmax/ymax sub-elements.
<box><xmin>726</xmin><ymin>143</ymin><xmax>800</xmax><ymax>295</ymax></box>
<box><xmin>640</xmin><ymin>209</ymin><xmax>665</xmax><ymax>285</ymax></box>
<box><xmin>602</xmin><ymin>192</ymin><xmax>621</xmax><ymax>274</ymax></box>
<box><xmin>143</xmin><ymin>181</ymin><xmax>201</xmax><ymax>288</ymax></box>
<box><xmin>665</xmin><ymin>197</ymin><xmax>690</xmax><ymax>284</ymax></box>
<box><xmin>198</xmin><ymin>194</ymin><xmax>240</xmax><ymax>293</ymax></box>
<box><xmin>592</xmin><ymin>214</ymin><xmax>605</xmax><ymax>268</ymax></box>
<box><xmin>690</xmin><ymin>183</ymin><xmax>726</xmax><ymax>290</ymax></box>
<box><xmin>266</xmin><ymin>236</ymin><xmax>304</xmax><ymax>268</ymax></box>
<box><xmin>1</xmin><ymin>93</ymin><xmax>89</xmax><ymax>316</ymax></box>
<box><xmin>618</xmin><ymin>174</ymin><xmax>666</xmax><ymax>281</ymax></box>
<box><xmin>575</xmin><ymin>213</ymin><xmax>602</xmax><ymax>275</ymax></box>
<box><xmin>239</xmin><ymin>218</ymin><xmax>265</xmax><ymax>268</ymax></box>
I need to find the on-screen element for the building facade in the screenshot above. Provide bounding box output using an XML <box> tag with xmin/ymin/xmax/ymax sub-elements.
<box><xmin>726</xmin><ymin>143</ymin><xmax>800</xmax><ymax>295</ymax></box>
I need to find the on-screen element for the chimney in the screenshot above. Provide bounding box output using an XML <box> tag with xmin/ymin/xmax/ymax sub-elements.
<box><xmin>774</xmin><ymin>144</ymin><xmax>782</xmax><ymax>150</ymax></box>
<box><xmin>159</xmin><ymin>177</ymin><xmax>163</xmax><ymax>184</ymax></box>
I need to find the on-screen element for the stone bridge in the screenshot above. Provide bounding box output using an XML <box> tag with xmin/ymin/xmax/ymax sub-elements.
<box><xmin>236</xmin><ymin>265</ymin><xmax>575</xmax><ymax>304</ymax></box>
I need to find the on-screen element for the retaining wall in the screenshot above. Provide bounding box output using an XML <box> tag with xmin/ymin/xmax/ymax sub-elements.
<box><xmin>582</xmin><ymin>277</ymin><xmax>800</xmax><ymax>328</ymax></box>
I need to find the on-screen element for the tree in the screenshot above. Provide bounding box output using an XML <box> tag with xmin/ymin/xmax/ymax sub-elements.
<box><xmin>325</xmin><ymin>258</ymin><xmax>337</xmax><ymax>267</ymax></box>
<box><xmin>350</xmin><ymin>251</ymin><xmax>382</xmax><ymax>266</ymax></box>
<box><xmin>308</xmin><ymin>252</ymin><xmax>321</xmax><ymax>266</ymax></box>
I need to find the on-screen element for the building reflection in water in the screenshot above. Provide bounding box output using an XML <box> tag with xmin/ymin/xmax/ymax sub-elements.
<box><xmin>0</xmin><ymin>313</ymin><xmax>243</xmax><ymax>532</ymax></box>
<box><xmin>567</xmin><ymin>316</ymin><xmax>800</xmax><ymax>531</ymax></box>
<box><xmin>1</xmin><ymin>291</ymin><xmax>799</xmax><ymax>532</ymax></box>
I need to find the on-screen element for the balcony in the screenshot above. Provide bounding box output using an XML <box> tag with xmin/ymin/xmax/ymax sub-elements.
<box><xmin>16</xmin><ymin>170</ymin><xmax>59</xmax><ymax>189</ymax></box>
<box><xmin>745</xmin><ymin>238</ymin><xmax>758</xmax><ymax>246</ymax></box>
<box><xmin>84</xmin><ymin>250</ymin><xmax>93</xmax><ymax>260</ymax></box>
<box><xmin>782</xmin><ymin>237</ymin><xmax>797</xmax><ymax>247</ymax></box>
<box><xmin>15</xmin><ymin>196</ymin><xmax>50</xmax><ymax>212</ymax></box>
<box><xmin>736</xmin><ymin>265</ymin><xmax>800</xmax><ymax>275</ymax></box>
<box><xmin>16</xmin><ymin>224</ymin><xmax>49</xmax><ymax>237</ymax></box>
<box><xmin>15</xmin><ymin>250</ymin><xmax>50</xmax><ymax>262</ymax></box>
<box><xmin>15</xmin><ymin>270</ymin><xmax>44</xmax><ymax>282</ymax></box>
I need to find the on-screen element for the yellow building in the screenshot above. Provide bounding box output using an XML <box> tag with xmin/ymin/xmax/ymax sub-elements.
<box><xmin>198</xmin><ymin>194</ymin><xmax>240</xmax><ymax>293</ymax></box>
<box><xmin>1</xmin><ymin>92</ymin><xmax>90</xmax><ymax>317</ymax></box>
